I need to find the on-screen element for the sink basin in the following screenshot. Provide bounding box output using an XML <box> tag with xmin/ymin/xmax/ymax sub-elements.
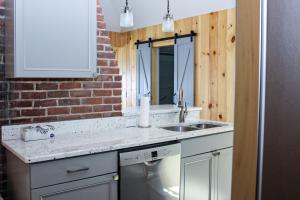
<box><xmin>191</xmin><ymin>123</ymin><xmax>223</xmax><ymax>129</ymax></box>
<box><xmin>162</xmin><ymin>126</ymin><xmax>200</xmax><ymax>132</ymax></box>
<box><xmin>161</xmin><ymin>123</ymin><xmax>225</xmax><ymax>132</ymax></box>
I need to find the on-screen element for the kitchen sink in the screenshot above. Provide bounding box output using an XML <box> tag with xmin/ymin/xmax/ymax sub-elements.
<box><xmin>161</xmin><ymin>126</ymin><xmax>200</xmax><ymax>132</ymax></box>
<box><xmin>161</xmin><ymin>122</ymin><xmax>225</xmax><ymax>132</ymax></box>
<box><xmin>191</xmin><ymin>123</ymin><xmax>223</xmax><ymax>129</ymax></box>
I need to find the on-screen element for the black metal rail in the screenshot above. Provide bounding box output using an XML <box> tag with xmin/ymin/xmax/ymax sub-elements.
<box><xmin>135</xmin><ymin>31</ymin><xmax>196</xmax><ymax>48</ymax></box>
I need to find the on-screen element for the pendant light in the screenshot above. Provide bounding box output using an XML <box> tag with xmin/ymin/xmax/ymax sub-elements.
<box><xmin>162</xmin><ymin>0</ymin><xmax>174</xmax><ymax>33</ymax></box>
<box><xmin>120</xmin><ymin>0</ymin><xmax>134</xmax><ymax>28</ymax></box>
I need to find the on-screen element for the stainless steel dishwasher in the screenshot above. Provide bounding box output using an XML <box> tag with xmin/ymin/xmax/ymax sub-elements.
<box><xmin>119</xmin><ymin>143</ymin><xmax>181</xmax><ymax>200</ymax></box>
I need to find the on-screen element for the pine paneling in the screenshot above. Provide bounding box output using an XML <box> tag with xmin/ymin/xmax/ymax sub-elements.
<box><xmin>110</xmin><ymin>8</ymin><xmax>236</xmax><ymax>122</ymax></box>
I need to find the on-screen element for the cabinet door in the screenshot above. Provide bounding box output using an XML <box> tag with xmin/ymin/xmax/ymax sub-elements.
<box><xmin>14</xmin><ymin>0</ymin><xmax>97</xmax><ymax>78</ymax></box>
<box><xmin>215</xmin><ymin>148</ymin><xmax>233</xmax><ymax>200</ymax></box>
<box><xmin>181</xmin><ymin>152</ymin><xmax>217</xmax><ymax>200</ymax></box>
<box><xmin>31</xmin><ymin>174</ymin><xmax>118</xmax><ymax>200</ymax></box>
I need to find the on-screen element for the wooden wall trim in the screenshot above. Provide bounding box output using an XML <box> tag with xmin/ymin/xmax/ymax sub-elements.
<box><xmin>232</xmin><ymin>0</ymin><xmax>260</xmax><ymax>199</ymax></box>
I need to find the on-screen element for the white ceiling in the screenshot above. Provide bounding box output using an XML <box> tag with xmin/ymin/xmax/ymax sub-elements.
<box><xmin>101</xmin><ymin>0</ymin><xmax>236</xmax><ymax>32</ymax></box>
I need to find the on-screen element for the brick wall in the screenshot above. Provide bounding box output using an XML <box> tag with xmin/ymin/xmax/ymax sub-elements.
<box><xmin>0</xmin><ymin>0</ymin><xmax>122</xmax><ymax>198</ymax></box>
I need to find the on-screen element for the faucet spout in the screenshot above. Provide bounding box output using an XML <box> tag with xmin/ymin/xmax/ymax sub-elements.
<box><xmin>178</xmin><ymin>88</ymin><xmax>188</xmax><ymax>123</ymax></box>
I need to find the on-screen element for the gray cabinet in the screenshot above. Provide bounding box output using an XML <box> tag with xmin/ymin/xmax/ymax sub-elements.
<box><xmin>7</xmin><ymin>151</ymin><xmax>118</xmax><ymax>200</ymax></box>
<box><xmin>5</xmin><ymin>0</ymin><xmax>97</xmax><ymax>78</ymax></box>
<box><xmin>181</xmin><ymin>148</ymin><xmax>233</xmax><ymax>200</ymax></box>
<box><xmin>31</xmin><ymin>174</ymin><xmax>118</xmax><ymax>200</ymax></box>
<box><xmin>181</xmin><ymin>152</ymin><xmax>216</xmax><ymax>200</ymax></box>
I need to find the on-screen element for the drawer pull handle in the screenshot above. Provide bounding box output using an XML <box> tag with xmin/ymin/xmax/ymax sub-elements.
<box><xmin>113</xmin><ymin>174</ymin><xmax>119</xmax><ymax>181</ymax></box>
<box><xmin>66</xmin><ymin>167</ymin><xmax>90</xmax><ymax>174</ymax></box>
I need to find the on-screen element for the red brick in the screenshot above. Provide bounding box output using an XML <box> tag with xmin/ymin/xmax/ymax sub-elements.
<box><xmin>34</xmin><ymin>100</ymin><xmax>57</xmax><ymax>107</ymax></box>
<box><xmin>109</xmin><ymin>60</ymin><xmax>118</xmax><ymax>67</ymax></box>
<box><xmin>48</xmin><ymin>107</ymin><xmax>70</xmax><ymax>115</ymax></box>
<box><xmin>9</xmin><ymin>92</ymin><xmax>20</xmax><ymax>100</ymax></box>
<box><xmin>100</xmin><ymin>68</ymin><xmax>119</xmax><ymax>75</ymax></box>
<box><xmin>58</xmin><ymin>99</ymin><xmax>80</xmax><ymax>106</ymax></box>
<box><xmin>97</xmin><ymin>45</ymin><xmax>104</xmax><ymax>51</ymax></box>
<box><xmin>97</xmin><ymin>22</ymin><xmax>106</xmax><ymax>29</ymax></box>
<box><xmin>70</xmin><ymin>90</ymin><xmax>91</xmax><ymax>97</ymax></box>
<box><xmin>100</xmin><ymin>30</ymin><xmax>109</xmax><ymax>37</ymax></box>
<box><xmin>48</xmin><ymin>91</ymin><xmax>69</xmax><ymax>98</ymax></box>
<box><xmin>113</xmin><ymin>105</ymin><xmax>122</xmax><ymax>111</ymax></box>
<box><xmin>10</xmin><ymin>101</ymin><xmax>32</xmax><ymax>108</ymax></box>
<box><xmin>71</xmin><ymin>106</ymin><xmax>93</xmax><ymax>114</ymax></box>
<box><xmin>113</xmin><ymin>90</ymin><xmax>122</xmax><ymax>96</ymax></box>
<box><xmin>93</xmin><ymin>90</ymin><xmax>112</xmax><ymax>97</ymax></box>
<box><xmin>103</xmin><ymin>97</ymin><xmax>122</xmax><ymax>104</ymax></box>
<box><xmin>95</xmin><ymin>75</ymin><xmax>113</xmax><ymax>81</ymax></box>
<box><xmin>81</xmin><ymin>98</ymin><xmax>102</xmax><ymax>105</ymax></box>
<box><xmin>83</xmin><ymin>82</ymin><xmax>102</xmax><ymax>89</ymax></box>
<box><xmin>97</xmin><ymin>15</ymin><xmax>104</xmax><ymax>21</ymax></box>
<box><xmin>57</xmin><ymin>115</ymin><xmax>82</xmax><ymax>121</ymax></box>
<box><xmin>114</xmin><ymin>75</ymin><xmax>122</xmax><ymax>81</ymax></box>
<box><xmin>9</xmin><ymin>110</ymin><xmax>20</xmax><ymax>118</ymax></box>
<box><xmin>33</xmin><ymin>116</ymin><xmax>58</xmax><ymax>123</ymax></box>
<box><xmin>21</xmin><ymin>109</ymin><xmax>46</xmax><ymax>117</ymax></box>
<box><xmin>10</xmin><ymin>118</ymin><xmax>32</xmax><ymax>124</ymax></box>
<box><xmin>97</xmin><ymin>60</ymin><xmax>108</xmax><ymax>66</ymax></box>
<box><xmin>21</xmin><ymin>92</ymin><xmax>46</xmax><ymax>99</ymax></box>
<box><xmin>97</xmin><ymin>37</ymin><xmax>111</xmax><ymax>45</ymax></box>
<box><xmin>98</xmin><ymin>52</ymin><xmax>115</xmax><ymax>59</ymax></box>
<box><xmin>10</xmin><ymin>83</ymin><xmax>34</xmax><ymax>90</ymax></box>
<box><xmin>102</xmin><ymin>112</ymin><xmax>122</xmax><ymax>118</ymax></box>
<box><xmin>103</xmin><ymin>82</ymin><xmax>122</xmax><ymax>89</ymax></box>
<box><xmin>36</xmin><ymin>83</ymin><xmax>58</xmax><ymax>90</ymax></box>
<box><xmin>97</xmin><ymin>7</ymin><xmax>102</xmax><ymax>14</ymax></box>
<box><xmin>93</xmin><ymin>105</ymin><xmax>112</xmax><ymax>112</ymax></box>
<box><xmin>60</xmin><ymin>82</ymin><xmax>82</xmax><ymax>90</ymax></box>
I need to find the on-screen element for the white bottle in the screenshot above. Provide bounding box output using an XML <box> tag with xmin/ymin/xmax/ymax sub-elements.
<box><xmin>138</xmin><ymin>95</ymin><xmax>150</xmax><ymax>128</ymax></box>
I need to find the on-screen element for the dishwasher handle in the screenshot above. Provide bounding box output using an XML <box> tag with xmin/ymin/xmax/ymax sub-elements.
<box><xmin>144</xmin><ymin>160</ymin><xmax>162</xmax><ymax>166</ymax></box>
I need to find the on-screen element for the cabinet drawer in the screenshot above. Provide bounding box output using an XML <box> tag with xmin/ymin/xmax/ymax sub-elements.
<box><xmin>30</xmin><ymin>152</ymin><xmax>117</xmax><ymax>189</ymax></box>
<box><xmin>181</xmin><ymin>132</ymin><xmax>234</xmax><ymax>158</ymax></box>
<box><xmin>31</xmin><ymin>173</ymin><xmax>118</xmax><ymax>200</ymax></box>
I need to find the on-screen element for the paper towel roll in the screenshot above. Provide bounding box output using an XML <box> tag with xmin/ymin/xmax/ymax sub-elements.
<box><xmin>138</xmin><ymin>95</ymin><xmax>150</xmax><ymax>128</ymax></box>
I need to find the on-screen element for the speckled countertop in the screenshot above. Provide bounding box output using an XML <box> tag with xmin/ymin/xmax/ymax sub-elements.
<box><xmin>2</xmin><ymin>121</ymin><xmax>233</xmax><ymax>164</ymax></box>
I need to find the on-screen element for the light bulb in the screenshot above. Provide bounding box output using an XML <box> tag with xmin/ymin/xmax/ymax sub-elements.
<box><xmin>120</xmin><ymin>7</ymin><xmax>134</xmax><ymax>28</ymax></box>
<box><xmin>162</xmin><ymin>14</ymin><xmax>174</xmax><ymax>33</ymax></box>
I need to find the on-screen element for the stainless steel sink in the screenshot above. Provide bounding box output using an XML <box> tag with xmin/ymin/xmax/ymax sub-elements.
<box><xmin>161</xmin><ymin>126</ymin><xmax>200</xmax><ymax>132</ymax></box>
<box><xmin>161</xmin><ymin>123</ymin><xmax>225</xmax><ymax>132</ymax></box>
<box><xmin>191</xmin><ymin>123</ymin><xmax>223</xmax><ymax>129</ymax></box>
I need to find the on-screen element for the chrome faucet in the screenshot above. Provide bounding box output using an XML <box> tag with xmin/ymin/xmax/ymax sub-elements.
<box><xmin>178</xmin><ymin>88</ymin><xmax>188</xmax><ymax>123</ymax></box>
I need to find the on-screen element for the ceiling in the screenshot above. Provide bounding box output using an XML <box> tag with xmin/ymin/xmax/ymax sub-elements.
<box><xmin>101</xmin><ymin>0</ymin><xmax>236</xmax><ymax>32</ymax></box>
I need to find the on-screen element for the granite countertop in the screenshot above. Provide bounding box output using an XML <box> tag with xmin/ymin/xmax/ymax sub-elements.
<box><xmin>2</xmin><ymin>121</ymin><xmax>233</xmax><ymax>164</ymax></box>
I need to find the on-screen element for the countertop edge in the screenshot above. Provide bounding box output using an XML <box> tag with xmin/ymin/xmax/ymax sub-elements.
<box><xmin>2</xmin><ymin>127</ymin><xmax>234</xmax><ymax>164</ymax></box>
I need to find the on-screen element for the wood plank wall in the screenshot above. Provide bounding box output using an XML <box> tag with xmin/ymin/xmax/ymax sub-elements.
<box><xmin>231</xmin><ymin>0</ymin><xmax>260</xmax><ymax>199</ymax></box>
<box><xmin>110</xmin><ymin>8</ymin><xmax>236</xmax><ymax>122</ymax></box>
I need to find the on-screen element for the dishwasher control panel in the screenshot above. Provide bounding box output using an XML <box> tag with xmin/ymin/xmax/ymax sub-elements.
<box><xmin>119</xmin><ymin>143</ymin><xmax>181</xmax><ymax>166</ymax></box>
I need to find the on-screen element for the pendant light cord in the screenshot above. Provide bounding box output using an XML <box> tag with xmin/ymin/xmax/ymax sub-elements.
<box><xmin>167</xmin><ymin>0</ymin><xmax>170</xmax><ymax>14</ymax></box>
<box><xmin>124</xmin><ymin>0</ymin><xmax>129</xmax><ymax>13</ymax></box>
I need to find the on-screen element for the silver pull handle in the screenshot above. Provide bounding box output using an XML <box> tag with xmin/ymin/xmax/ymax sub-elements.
<box><xmin>212</xmin><ymin>152</ymin><xmax>220</xmax><ymax>157</ymax></box>
<box><xmin>113</xmin><ymin>174</ymin><xmax>119</xmax><ymax>181</ymax></box>
<box><xmin>66</xmin><ymin>167</ymin><xmax>90</xmax><ymax>174</ymax></box>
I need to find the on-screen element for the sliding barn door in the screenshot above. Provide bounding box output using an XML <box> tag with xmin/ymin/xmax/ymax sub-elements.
<box><xmin>136</xmin><ymin>44</ymin><xmax>152</xmax><ymax>105</ymax></box>
<box><xmin>174</xmin><ymin>37</ymin><xmax>195</xmax><ymax>106</ymax></box>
